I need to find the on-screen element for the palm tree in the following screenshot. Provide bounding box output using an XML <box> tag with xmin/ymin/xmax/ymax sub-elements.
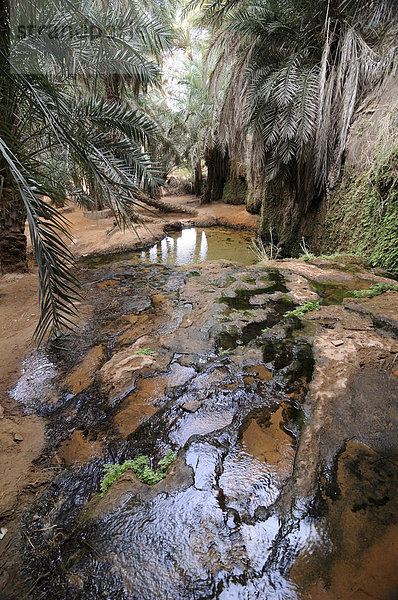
<box><xmin>179</xmin><ymin>44</ymin><xmax>230</xmax><ymax>202</ymax></box>
<box><xmin>0</xmin><ymin>0</ymin><xmax>173</xmax><ymax>342</ymax></box>
<box><xmin>206</xmin><ymin>0</ymin><xmax>397</xmax><ymax>244</ymax></box>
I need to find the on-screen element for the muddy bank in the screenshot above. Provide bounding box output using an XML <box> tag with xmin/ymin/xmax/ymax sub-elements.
<box><xmin>26</xmin><ymin>195</ymin><xmax>260</xmax><ymax>261</ymax></box>
<box><xmin>1</xmin><ymin>252</ymin><xmax>397</xmax><ymax>599</ymax></box>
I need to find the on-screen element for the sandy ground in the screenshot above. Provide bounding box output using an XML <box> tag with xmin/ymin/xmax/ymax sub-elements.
<box><xmin>0</xmin><ymin>195</ymin><xmax>258</xmax><ymax>571</ymax></box>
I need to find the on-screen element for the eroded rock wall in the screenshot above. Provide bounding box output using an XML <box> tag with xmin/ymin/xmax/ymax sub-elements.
<box><xmin>312</xmin><ymin>73</ymin><xmax>398</xmax><ymax>272</ymax></box>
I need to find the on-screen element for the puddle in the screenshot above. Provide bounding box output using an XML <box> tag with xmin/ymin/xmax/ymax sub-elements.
<box><xmin>216</xmin><ymin>299</ymin><xmax>293</xmax><ymax>351</ymax></box>
<box><xmin>309</xmin><ymin>277</ymin><xmax>373</xmax><ymax>305</ymax></box>
<box><xmin>218</xmin><ymin>283</ymin><xmax>288</xmax><ymax>311</ymax></box>
<box><xmin>82</xmin><ymin>227</ymin><xmax>256</xmax><ymax>268</ymax></box>
<box><xmin>242</xmin><ymin>407</ymin><xmax>295</xmax><ymax>473</ymax></box>
<box><xmin>291</xmin><ymin>441</ymin><xmax>398</xmax><ymax>600</ymax></box>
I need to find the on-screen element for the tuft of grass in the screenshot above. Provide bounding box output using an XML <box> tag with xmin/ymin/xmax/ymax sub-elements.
<box><xmin>135</xmin><ymin>349</ymin><xmax>155</xmax><ymax>356</ymax></box>
<box><xmin>284</xmin><ymin>301</ymin><xmax>320</xmax><ymax>318</ymax></box>
<box><xmin>219</xmin><ymin>348</ymin><xmax>231</xmax><ymax>356</ymax></box>
<box><xmin>100</xmin><ymin>450</ymin><xmax>176</xmax><ymax>497</ymax></box>
<box><xmin>351</xmin><ymin>283</ymin><xmax>398</xmax><ymax>298</ymax></box>
<box><xmin>251</xmin><ymin>230</ymin><xmax>281</xmax><ymax>262</ymax></box>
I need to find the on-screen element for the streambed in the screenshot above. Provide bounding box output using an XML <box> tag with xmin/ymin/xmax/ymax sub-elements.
<box><xmin>5</xmin><ymin>233</ymin><xmax>398</xmax><ymax>600</ymax></box>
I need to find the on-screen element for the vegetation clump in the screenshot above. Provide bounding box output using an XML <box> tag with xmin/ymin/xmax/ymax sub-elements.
<box><xmin>100</xmin><ymin>450</ymin><xmax>176</xmax><ymax>497</ymax></box>
<box><xmin>284</xmin><ymin>301</ymin><xmax>320</xmax><ymax>318</ymax></box>
<box><xmin>135</xmin><ymin>349</ymin><xmax>156</xmax><ymax>356</ymax></box>
<box><xmin>351</xmin><ymin>283</ymin><xmax>398</xmax><ymax>298</ymax></box>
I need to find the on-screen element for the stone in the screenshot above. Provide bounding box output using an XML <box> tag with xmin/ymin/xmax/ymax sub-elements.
<box><xmin>180</xmin><ymin>400</ymin><xmax>201</xmax><ymax>413</ymax></box>
<box><xmin>13</xmin><ymin>433</ymin><xmax>23</xmax><ymax>442</ymax></box>
<box><xmin>0</xmin><ymin>405</ymin><xmax>4</xmax><ymax>419</ymax></box>
<box><xmin>99</xmin><ymin>345</ymin><xmax>156</xmax><ymax>401</ymax></box>
<box><xmin>151</xmin><ymin>293</ymin><xmax>167</xmax><ymax>308</ymax></box>
<box><xmin>331</xmin><ymin>339</ymin><xmax>344</xmax><ymax>347</ymax></box>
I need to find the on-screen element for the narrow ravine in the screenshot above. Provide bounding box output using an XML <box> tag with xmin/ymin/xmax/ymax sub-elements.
<box><xmin>3</xmin><ymin>232</ymin><xmax>398</xmax><ymax>600</ymax></box>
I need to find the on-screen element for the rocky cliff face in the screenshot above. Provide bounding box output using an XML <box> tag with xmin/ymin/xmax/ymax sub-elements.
<box><xmin>257</xmin><ymin>72</ymin><xmax>398</xmax><ymax>273</ymax></box>
<box><xmin>311</xmin><ymin>72</ymin><xmax>398</xmax><ymax>273</ymax></box>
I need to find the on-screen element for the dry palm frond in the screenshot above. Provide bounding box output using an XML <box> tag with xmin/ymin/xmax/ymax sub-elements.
<box><xmin>207</xmin><ymin>0</ymin><xmax>398</xmax><ymax>215</ymax></box>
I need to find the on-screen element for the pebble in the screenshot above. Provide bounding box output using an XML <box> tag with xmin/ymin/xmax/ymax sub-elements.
<box><xmin>180</xmin><ymin>400</ymin><xmax>201</xmax><ymax>413</ymax></box>
<box><xmin>13</xmin><ymin>433</ymin><xmax>24</xmax><ymax>442</ymax></box>
<box><xmin>331</xmin><ymin>339</ymin><xmax>344</xmax><ymax>347</ymax></box>
<box><xmin>0</xmin><ymin>405</ymin><xmax>3</xmax><ymax>419</ymax></box>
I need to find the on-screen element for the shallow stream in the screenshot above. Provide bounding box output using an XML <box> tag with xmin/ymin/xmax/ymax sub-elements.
<box><xmin>7</xmin><ymin>229</ymin><xmax>398</xmax><ymax>600</ymax></box>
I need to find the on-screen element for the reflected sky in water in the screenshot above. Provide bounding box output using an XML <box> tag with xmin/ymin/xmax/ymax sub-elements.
<box><xmin>137</xmin><ymin>227</ymin><xmax>256</xmax><ymax>266</ymax></box>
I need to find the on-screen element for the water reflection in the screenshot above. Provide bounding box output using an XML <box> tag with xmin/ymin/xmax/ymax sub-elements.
<box><xmin>136</xmin><ymin>227</ymin><xmax>255</xmax><ymax>266</ymax></box>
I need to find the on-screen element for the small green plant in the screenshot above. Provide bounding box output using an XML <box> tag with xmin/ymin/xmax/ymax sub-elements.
<box><xmin>100</xmin><ymin>450</ymin><xmax>176</xmax><ymax>497</ymax></box>
<box><xmin>135</xmin><ymin>349</ymin><xmax>155</xmax><ymax>355</ymax></box>
<box><xmin>301</xmin><ymin>254</ymin><xmax>316</xmax><ymax>262</ymax></box>
<box><xmin>351</xmin><ymin>283</ymin><xmax>398</xmax><ymax>298</ymax></box>
<box><xmin>261</xmin><ymin>327</ymin><xmax>269</xmax><ymax>333</ymax></box>
<box><xmin>284</xmin><ymin>301</ymin><xmax>320</xmax><ymax>318</ymax></box>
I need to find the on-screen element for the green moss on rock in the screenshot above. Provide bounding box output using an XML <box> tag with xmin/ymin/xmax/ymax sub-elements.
<box><xmin>323</xmin><ymin>147</ymin><xmax>398</xmax><ymax>273</ymax></box>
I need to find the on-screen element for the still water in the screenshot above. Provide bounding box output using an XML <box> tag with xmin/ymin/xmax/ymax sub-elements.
<box><xmin>84</xmin><ymin>227</ymin><xmax>257</xmax><ymax>268</ymax></box>
<box><xmin>140</xmin><ymin>227</ymin><xmax>256</xmax><ymax>266</ymax></box>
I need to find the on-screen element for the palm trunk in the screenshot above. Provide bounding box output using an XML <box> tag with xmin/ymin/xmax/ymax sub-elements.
<box><xmin>201</xmin><ymin>146</ymin><xmax>229</xmax><ymax>204</ymax></box>
<box><xmin>0</xmin><ymin>0</ymin><xmax>28</xmax><ymax>273</ymax></box>
<box><xmin>193</xmin><ymin>162</ymin><xmax>203</xmax><ymax>197</ymax></box>
<box><xmin>0</xmin><ymin>178</ymin><xmax>27</xmax><ymax>273</ymax></box>
<box><xmin>133</xmin><ymin>190</ymin><xmax>198</xmax><ymax>216</ymax></box>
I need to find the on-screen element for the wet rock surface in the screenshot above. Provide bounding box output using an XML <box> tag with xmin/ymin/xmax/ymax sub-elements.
<box><xmin>4</xmin><ymin>254</ymin><xmax>398</xmax><ymax>599</ymax></box>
